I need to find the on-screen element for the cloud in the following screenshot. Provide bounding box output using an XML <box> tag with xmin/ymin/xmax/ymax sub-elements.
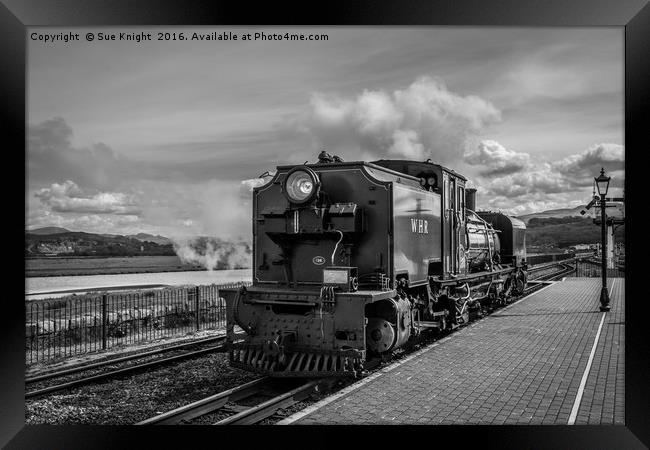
<box><xmin>27</xmin><ymin>118</ymin><xmax>279</xmax><ymax>238</ymax></box>
<box><xmin>463</xmin><ymin>140</ymin><xmax>531</xmax><ymax>176</ymax></box>
<box><xmin>30</xmin><ymin>177</ymin><xmax>259</xmax><ymax>240</ymax></box>
<box><xmin>28</xmin><ymin>117</ymin><xmax>138</xmax><ymax>191</ymax></box>
<box><xmin>467</xmin><ymin>140</ymin><xmax>624</xmax><ymax>215</ymax></box>
<box><xmin>34</xmin><ymin>180</ymin><xmax>141</xmax><ymax>215</ymax></box>
<box><xmin>302</xmin><ymin>76</ymin><xmax>501</xmax><ymax>163</ymax></box>
<box><xmin>482</xmin><ymin>164</ymin><xmax>571</xmax><ymax>197</ymax></box>
<box><xmin>553</xmin><ymin>143</ymin><xmax>624</xmax><ymax>187</ymax></box>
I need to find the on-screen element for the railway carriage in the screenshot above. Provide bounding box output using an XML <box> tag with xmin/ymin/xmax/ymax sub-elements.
<box><xmin>223</xmin><ymin>152</ymin><xmax>527</xmax><ymax>377</ymax></box>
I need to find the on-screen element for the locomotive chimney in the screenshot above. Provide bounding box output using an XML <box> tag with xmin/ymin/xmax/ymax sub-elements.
<box><xmin>466</xmin><ymin>188</ymin><xmax>477</xmax><ymax>211</ymax></box>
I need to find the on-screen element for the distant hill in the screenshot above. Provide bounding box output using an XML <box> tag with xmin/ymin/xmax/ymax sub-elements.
<box><xmin>25</xmin><ymin>229</ymin><xmax>175</xmax><ymax>257</ymax></box>
<box><xmin>516</xmin><ymin>205</ymin><xmax>586</xmax><ymax>224</ymax></box>
<box><xmin>27</xmin><ymin>227</ymin><xmax>71</xmax><ymax>235</ymax></box>
<box><xmin>525</xmin><ymin>216</ymin><xmax>624</xmax><ymax>249</ymax></box>
<box><xmin>24</xmin><ymin>229</ymin><xmax>248</xmax><ymax>267</ymax></box>
<box><xmin>128</xmin><ymin>233</ymin><xmax>172</xmax><ymax>245</ymax></box>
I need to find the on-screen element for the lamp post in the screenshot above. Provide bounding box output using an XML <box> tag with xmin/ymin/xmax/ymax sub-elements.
<box><xmin>595</xmin><ymin>168</ymin><xmax>611</xmax><ymax>312</ymax></box>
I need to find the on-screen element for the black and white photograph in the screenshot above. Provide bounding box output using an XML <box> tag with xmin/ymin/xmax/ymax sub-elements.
<box><xmin>4</xmin><ymin>2</ymin><xmax>645</xmax><ymax>443</ymax></box>
<box><xmin>22</xmin><ymin>25</ymin><xmax>628</xmax><ymax>426</ymax></box>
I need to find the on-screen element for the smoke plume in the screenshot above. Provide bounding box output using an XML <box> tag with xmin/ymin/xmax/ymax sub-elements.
<box><xmin>173</xmin><ymin>236</ymin><xmax>251</xmax><ymax>270</ymax></box>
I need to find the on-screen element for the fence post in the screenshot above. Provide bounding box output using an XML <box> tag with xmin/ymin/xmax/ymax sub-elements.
<box><xmin>102</xmin><ymin>294</ymin><xmax>108</xmax><ymax>350</ymax></box>
<box><xmin>195</xmin><ymin>286</ymin><xmax>200</xmax><ymax>331</ymax></box>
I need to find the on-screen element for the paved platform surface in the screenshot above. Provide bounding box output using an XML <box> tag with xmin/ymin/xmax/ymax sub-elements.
<box><xmin>281</xmin><ymin>277</ymin><xmax>624</xmax><ymax>425</ymax></box>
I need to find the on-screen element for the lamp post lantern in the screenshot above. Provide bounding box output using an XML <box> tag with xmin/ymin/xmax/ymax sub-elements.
<box><xmin>595</xmin><ymin>168</ymin><xmax>611</xmax><ymax>312</ymax></box>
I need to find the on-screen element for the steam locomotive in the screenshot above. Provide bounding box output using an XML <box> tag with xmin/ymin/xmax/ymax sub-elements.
<box><xmin>223</xmin><ymin>152</ymin><xmax>527</xmax><ymax>377</ymax></box>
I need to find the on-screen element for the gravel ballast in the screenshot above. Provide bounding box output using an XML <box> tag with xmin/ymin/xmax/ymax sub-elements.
<box><xmin>26</xmin><ymin>352</ymin><xmax>258</xmax><ymax>425</ymax></box>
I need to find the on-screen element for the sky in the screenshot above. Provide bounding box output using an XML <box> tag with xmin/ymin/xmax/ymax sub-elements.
<box><xmin>27</xmin><ymin>26</ymin><xmax>625</xmax><ymax>240</ymax></box>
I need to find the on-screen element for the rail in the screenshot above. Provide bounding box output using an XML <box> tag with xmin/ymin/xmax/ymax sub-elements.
<box><xmin>137</xmin><ymin>377</ymin><xmax>271</xmax><ymax>425</ymax></box>
<box><xmin>25</xmin><ymin>340</ymin><xmax>227</xmax><ymax>399</ymax></box>
<box><xmin>26</xmin><ymin>334</ymin><xmax>225</xmax><ymax>383</ymax></box>
<box><xmin>137</xmin><ymin>377</ymin><xmax>325</xmax><ymax>425</ymax></box>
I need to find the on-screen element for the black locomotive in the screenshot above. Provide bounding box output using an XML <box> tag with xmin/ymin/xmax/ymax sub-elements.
<box><xmin>223</xmin><ymin>152</ymin><xmax>527</xmax><ymax>377</ymax></box>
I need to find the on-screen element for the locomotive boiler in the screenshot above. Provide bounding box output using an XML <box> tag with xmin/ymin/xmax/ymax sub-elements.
<box><xmin>223</xmin><ymin>152</ymin><xmax>527</xmax><ymax>377</ymax></box>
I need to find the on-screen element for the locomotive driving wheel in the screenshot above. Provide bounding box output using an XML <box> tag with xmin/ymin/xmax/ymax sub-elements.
<box><xmin>366</xmin><ymin>317</ymin><xmax>396</xmax><ymax>353</ymax></box>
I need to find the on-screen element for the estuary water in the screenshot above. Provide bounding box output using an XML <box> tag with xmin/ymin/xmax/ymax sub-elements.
<box><xmin>25</xmin><ymin>269</ymin><xmax>252</xmax><ymax>300</ymax></box>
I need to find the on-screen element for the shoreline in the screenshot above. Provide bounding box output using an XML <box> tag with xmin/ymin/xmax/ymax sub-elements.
<box><xmin>27</xmin><ymin>266</ymin><xmax>207</xmax><ymax>278</ymax></box>
<box><xmin>26</xmin><ymin>266</ymin><xmax>251</xmax><ymax>278</ymax></box>
<box><xmin>25</xmin><ymin>255</ymin><xmax>251</xmax><ymax>278</ymax></box>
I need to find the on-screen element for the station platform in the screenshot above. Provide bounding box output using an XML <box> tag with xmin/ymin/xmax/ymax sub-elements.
<box><xmin>280</xmin><ymin>277</ymin><xmax>625</xmax><ymax>425</ymax></box>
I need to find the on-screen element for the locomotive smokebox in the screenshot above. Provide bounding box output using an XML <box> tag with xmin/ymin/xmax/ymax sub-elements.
<box><xmin>466</xmin><ymin>188</ymin><xmax>477</xmax><ymax>211</ymax></box>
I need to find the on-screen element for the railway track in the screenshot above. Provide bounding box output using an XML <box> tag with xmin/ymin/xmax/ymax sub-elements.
<box><xmin>529</xmin><ymin>261</ymin><xmax>576</xmax><ymax>282</ymax></box>
<box><xmin>27</xmin><ymin>262</ymin><xmax>572</xmax><ymax>413</ymax></box>
<box><xmin>137</xmin><ymin>377</ymin><xmax>328</xmax><ymax>425</ymax></box>
<box><xmin>137</xmin><ymin>262</ymin><xmax>575</xmax><ymax>425</ymax></box>
<box><xmin>25</xmin><ymin>335</ymin><xmax>229</xmax><ymax>398</ymax></box>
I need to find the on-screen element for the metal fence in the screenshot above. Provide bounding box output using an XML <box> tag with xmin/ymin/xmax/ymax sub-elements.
<box><xmin>571</xmin><ymin>258</ymin><xmax>625</xmax><ymax>278</ymax></box>
<box><xmin>25</xmin><ymin>282</ymin><xmax>250</xmax><ymax>365</ymax></box>
<box><xmin>526</xmin><ymin>253</ymin><xmax>576</xmax><ymax>266</ymax></box>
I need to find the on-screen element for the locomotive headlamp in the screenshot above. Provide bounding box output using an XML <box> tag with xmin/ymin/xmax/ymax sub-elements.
<box><xmin>283</xmin><ymin>167</ymin><xmax>320</xmax><ymax>204</ymax></box>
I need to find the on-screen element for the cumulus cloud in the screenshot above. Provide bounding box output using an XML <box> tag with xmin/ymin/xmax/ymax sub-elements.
<box><xmin>28</xmin><ymin>117</ymin><xmax>138</xmax><ymax>191</ymax></box>
<box><xmin>27</xmin><ymin>117</ymin><xmax>279</xmax><ymax>238</ymax></box>
<box><xmin>463</xmin><ymin>140</ymin><xmax>531</xmax><ymax>176</ymax></box>
<box><xmin>466</xmin><ymin>140</ymin><xmax>624</xmax><ymax>215</ymax></box>
<box><xmin>34</xmin><ymin>180</ymin><xmax>141</xmax><ymax>215</ymax></box>
<box><xmin>553</xmin><ymin>143</ymin><xmax>624</xmax><ymax>188</ymax></box>
<box><xmin>482</xmin><ymin>163</ymin><xmax>571</xmax><ymax>197</ymax></box>
<box><xmin>30</xmin><ymin>176</ymin><xmax>265</xmax><ymax>240</ymax></box>
<box><xmin>302</xmin><ymin>76</ymin><xmax>501</xmax><ymax>163</ymax></box>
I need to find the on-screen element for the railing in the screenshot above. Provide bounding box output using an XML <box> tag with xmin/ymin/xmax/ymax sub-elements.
<box><xmin>571</xmin><ymin>258</ymin><xmax>625</xmax><ymax>278</ymax></box>
<box><xmin>526</xmin><ymin>253</ymin><xmax>576</xmax><ymax>266</ymax></box>
<box><xmin>25</xmin><ymin>282</ymin><xmax>251</xmax><ymax>366</ymax></box>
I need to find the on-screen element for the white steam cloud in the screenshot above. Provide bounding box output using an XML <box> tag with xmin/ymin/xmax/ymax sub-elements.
<box><xmin>161</xmin><ymin>176</ymin><xmax>273</xmax><ymax>269</ymax></box>
<box><xmin>173</xmin><ymin>236</ymin><xmax>251</xmax><ymax>271</ymax></box>
<box><xmin>304</xmin><ymin>76</ymin><xmax>501</xmax><ymax>163</ymax></box>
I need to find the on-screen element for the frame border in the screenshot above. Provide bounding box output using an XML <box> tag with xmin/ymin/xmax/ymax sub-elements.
<box><xmin>3</xmin><ymin>0</ymin><xmax>648</xmax><ymax>448</ymax></box>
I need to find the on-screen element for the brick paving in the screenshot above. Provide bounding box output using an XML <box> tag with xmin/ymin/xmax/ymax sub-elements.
<box><xmin>283</xmin><ymin>278</ymin><xmax>625</xmax><ymax>425</ymax></box>
<box><xmin>574</xmin><ymin>278</ymin><xmax>625</xmax><ymax>425</ymax></box>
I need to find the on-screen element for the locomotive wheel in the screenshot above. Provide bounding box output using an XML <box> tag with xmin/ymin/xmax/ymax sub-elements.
<box><xmin>366</xmin><ymin>317</ymin><xmax>396</xmax><ymax>353</ymax></box>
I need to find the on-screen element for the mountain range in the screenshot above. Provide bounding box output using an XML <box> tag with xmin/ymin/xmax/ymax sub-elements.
<box><xmin>25</xmin><ymin>228</ymin><xmax>175</xmax><ymax>257</ymax></box>
<box><xmin>28</xmin><ymin>227</ymin><xmax>171</xmax><ymax>245</ymax></box>
<box><xmin>515</xmin><ymin>205</ymin><xmax>586</xmax><ymax>224</ymax></box>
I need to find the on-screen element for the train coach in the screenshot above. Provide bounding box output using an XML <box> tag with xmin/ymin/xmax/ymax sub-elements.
<box><xmin>223</xmin><ymin>151</ymin><xmax>528</xmax><ymax>377</ymax></box>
